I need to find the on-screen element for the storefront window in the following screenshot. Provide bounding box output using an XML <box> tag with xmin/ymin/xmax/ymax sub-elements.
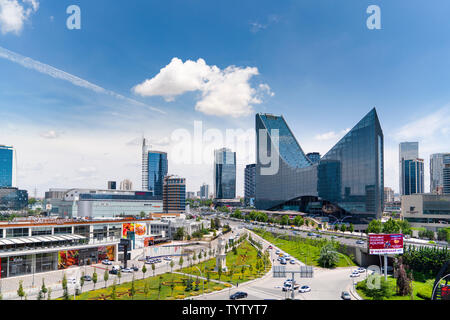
<box><xmin>31</xmin><ymin>227</ymin><xmax>52</xmax><ymax>236</ymax></box>
<box><xmin>8</xmin><ymin>255</ymin><xmax>32</xmax><ymax>277</ymax></box>
<box><xmin>93</xmin><ymin>225</ymin><xmax>107</xmax><ymax>240</ymax></box>
<box><xmin>6</xmin><ymin>228</ymin><xmax>29</xmax><ymax>238</ymax></box>
<box><xmin>54</xmin><ymin>227</ymin><xmax>72</xmax><ymax>235</ymax></box>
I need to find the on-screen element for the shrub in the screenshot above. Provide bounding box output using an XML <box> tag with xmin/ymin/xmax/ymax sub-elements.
<box><xmin>176</xmin><ymin>295</ymin><xmax>186</xmax><ymax>299</ymax></box>
<box><xmin>416</xmin><ymin>287</ymin><xmax>432</xmax><ymax>300</ymax></box>
<box><xmin>213</xmin><ymin>286</ymin><xmax>223</xmax><ymax>291</ymax></box>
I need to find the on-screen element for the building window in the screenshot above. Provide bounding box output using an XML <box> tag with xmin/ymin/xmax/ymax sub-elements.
<box><xmin>6</xmin><ymin>228</ymin><xmax>29</xmax><ymax>238</ymax></box>
<box><xmin>31</xmin><ymin>227</ymin><xmax>52</xmax><ymax>236</ymax></box>
<box><xmin>54</xmin><ymin>227</ymin><xmax>72</xmax><ymax>235</ymax></box>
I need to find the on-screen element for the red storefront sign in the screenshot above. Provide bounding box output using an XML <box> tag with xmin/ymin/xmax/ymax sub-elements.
<box><xmin>369</xmin><ymin>234</ymin><xmax>404</xmax><ymax>255</ymax></box>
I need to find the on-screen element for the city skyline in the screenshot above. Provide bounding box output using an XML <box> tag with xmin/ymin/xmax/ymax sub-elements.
<box><xmin>1</xmin><ymin>1</ymin><xmax>450</xmax><ymax>197</ymax></box>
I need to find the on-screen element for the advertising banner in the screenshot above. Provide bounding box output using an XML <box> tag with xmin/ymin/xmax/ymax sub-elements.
<box><xmin>369</xmin><ymin>234</ymin><xmax>404</xmax><ymax>255</ymax></box>
<box><xmin>58</xmin><ymin>250</ymin><xmax>80</xmax><ymax>269</ymax></box>
<box><xmin>122</xmin><ymin>223</ymin><xmax>134</xmax><ymax>239</ymax></box>
<box><xmin>98</xmin><ymin>246</ymin><xmax>115</xmax><ymax>261</ymax></box>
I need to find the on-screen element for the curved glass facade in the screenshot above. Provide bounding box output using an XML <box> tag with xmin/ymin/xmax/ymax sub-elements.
<box><xmin>255</xmin><ymin>108</ymin><xmax>384</xmax><ymax>223</ymax></box>
<box><xmin>214</xmin><ymin>148</ymin><xmax>236</xmax><ymax>199</ymax></box>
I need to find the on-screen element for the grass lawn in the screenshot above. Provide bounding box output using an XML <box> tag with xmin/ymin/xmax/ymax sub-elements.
<box><xmin>58</xmin><ymin>272</ymin><xmax>229</xmax><ymax>300</ymax></box>
<box><xmin>356</xmin><ymin>275</ymin><xmax>434</xmax><ymax>300</ymax></box>
<box><xmin>180</xmin><ymin>240</ymin><xmax>271</xmax><ymax>284</ymax></box>
<box><xmin>253</xmin><ymin>229</ymin><xmax>356</xmax><ymax>268</ymax></box>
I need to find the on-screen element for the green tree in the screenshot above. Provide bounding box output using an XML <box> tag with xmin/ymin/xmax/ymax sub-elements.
<box><xmin>382</xmin><ymin>218</ymin><xmax>400</xmax><ymax>234</ymax></box>
<box><xmin>364</xmin><ymin>276</ymin><xmax>392</xmax><ymax>300</ymax></box>
<box><xmin>280</xmin><ymin>215</ymin><xmax>289</xmax><ymax>225</ymax></box>
<box><xmin>80</xmin><ymin>272</ymin><xmax>85</xmax><ymax>292</ymax></box>
<box><xmin>117</xmin><ymin>269</ymin><xmax>122</xmax><ymax>284</ymax></box>
<box><xmin>140</xmin><ymin>211</ymin><xmax>146</xmax><ymax>218</ymax></box>
<box><xmin>130</xmin><ymin>275</ymin><xmax>136</xmax><ymax>300</ymax></box>
<box><xmin>348</xmin><ymin>223</ymin><xmax>354</xmax><ymax>233</ymax></box>
<box><xmin>104</xmin><ymin>269</ymin><xmax>109</xmax><ymax>288</ymax></box>
<box><xmin>367</xmin><ymin>219</ymin><xmax>383</xmax><ymax>234</ymax></box>
<box><xmin>47</xmin><ymin>288</ymin><xmax>52</xmax><ymax>300</ymax></box>
<box><xmin>17</xmin><ymin>280</ymin><xmax>25</xmax><ymax>300</ymax></box>
<box><xmin>61</xmin><ymin>273</ymin><xmax>69</xmax><ymax>300</ymax></box>
<box><xmin>398</xmin><ymin>220</ymin><xmax>412</xmax><ymax>236</ymax></box>
<box><xmin>340</xmin><ymin>224</ymin><xmax>347</xmax><ymax>232</ymax></box>
<box><xmin>294</xmin><ymin>216</ymin><xmax>304</xmax><ymax>227</ymax></box>
<box><xmin>111</xmin><ymin>280</ymin><xmax>117</xmax><ymax>300</ymax></box>
<box><xmin>318</xmin><ymin>243</ymin><xmax>339</xmax><ymax>268</ymax></box>
<box><xmin>174</xmin><ymin>227</ymin><xmax>185</xmax><ymax>240</ymax></box>
<box><xmin>41</xmin><ymin>279</ymin><xmax>48</xmax><ymax>298</ymax></box>
<box><xmin>218</xmin><ymin>268</ymin><xmax>222</xmax><ymax>281</ymax></box>
<box><xmin>143</xmin><ymin>280</ymin><xmax>149</xmax><ymax>299</ymax></box>
<box><xmin>179</xmin><ymin>256</ymin><xmax>184</xmax><ymax>269</ymax></box>
<box><xmin>142</xmin><ymin>264</ymin><xmax>147</xmax><ymax>279</ymax></box>
<box><xmin>92</xmin><ymin>268</ymin><xmax>98</xmax><ymax>289</ymax></box>
<box><xmin>170</xmin><ymin>260</ymin><xmax>175</xmax><ymax>273</ymax></box>
<box><xmin>151</xmin><ymin>263</ymin><xmax>156</xmax><ymax>277</ymax></box>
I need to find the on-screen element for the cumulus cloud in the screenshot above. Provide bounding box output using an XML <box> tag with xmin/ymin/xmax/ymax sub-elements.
<box><xmin>133</xmin><ymin>57</ymin><xmax>273</xmax><ymax>118</ymax></box>
<box><xmin>0</xmin><ymin>0</ymin><xmax>39</xmax><ymax>35</ymax></box>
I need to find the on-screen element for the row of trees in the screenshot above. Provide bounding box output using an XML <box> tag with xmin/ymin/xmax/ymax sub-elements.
<box><xmin>366</xmin><ymin>218</ymin><xmax>412</xmax><ymax>235</ymax></box>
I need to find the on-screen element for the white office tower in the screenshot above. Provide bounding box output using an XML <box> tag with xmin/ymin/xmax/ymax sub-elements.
<box><xmin>142</xmin><ymin>137</ymin><xmax>149</xmax><ymax>190</ymax></box>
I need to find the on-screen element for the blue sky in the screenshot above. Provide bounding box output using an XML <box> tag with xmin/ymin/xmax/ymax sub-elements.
<box><xmin>0</xmin><ymin>0</ymin><xmax>449</xmax><ymax>196</ymax></box>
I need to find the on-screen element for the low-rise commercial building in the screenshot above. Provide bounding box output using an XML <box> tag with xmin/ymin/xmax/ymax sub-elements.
<box><xmin>402</xmin><ymin>194</ymin><xmax>450</xmax><ymax>231</ymax></box>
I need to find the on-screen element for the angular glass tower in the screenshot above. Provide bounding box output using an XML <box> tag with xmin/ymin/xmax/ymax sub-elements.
<box><xmin>147</xmin><ymin>151</ymin><xmax>168</xmax><ymax>198</ymax></box>
<box><xmin>255</xmin><ymin>108</ymin><xmax>384</xmax><ymax>224</ymax></box>
<box><xmin>0</xmin><ymin>145</ymin><xmax>14</xmax><ymax>188</ymax></box>
<box><xmin>214</xmin><ymin>148</ymin><xmax>236</xmax><ymax>199</ymax></box>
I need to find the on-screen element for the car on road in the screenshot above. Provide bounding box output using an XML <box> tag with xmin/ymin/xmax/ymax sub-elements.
<box><xmin>298</xmin><ymin>285</ymin><xmax>311</xmax><ymax>293</ymax></box>
<box><xmin>109</xmin><ymin>269</ymin><xmax>118</xmax><ymax>275</ymax></box>
<box><xmin>280</xmin><ymin>258</ymin><xmax>287</xmax><ymax>265</ymax></box>
<box><xmin>350</xmin><ymin>271</ymin><xmax>360</xmax><ymax>277</ymax></box>
<box><xmin>356</xmin><ymin>240</ymin><xmax>365</xmax><ymax>245</ymax></box>
<box><xmin>82</xmin><ymin>275</ymin><xmax>92</xmax><ymax>281</ymax></box>
<box><xmin>131</xmin><ymin>265</ymin><xmax>139</xmax><ymax>271</ymax></box>
<box><xmin>289</xmin><ymin>260</ymin><xmax>296</xmax><ymax>264</ymax></box>
<box><xmin>307</xmin><ymin>232</ymin><xmax>315</xmax><ymax>236</ymax></box>
<box><xmin>230</xmin><ymin>291</ymin><xmax>248</xmax><ymax>300</ymax></box>
<box><xmin>282</xmin><ymin>282</ymin><xmax>299</xmax><ymax>291</ymax></box>
<box><xmin>275</xmin><ymin>250</ymin><xmax>280</xmax><ymax>255</ymax></box>
<box><xmin>102</xmin><ymin>259</ymin><xmax>112</xmax><ymax>265</ymax></box>
<box><xmin>67</xmin><ymin>277</ymin><xmax>77</xmax><ymax>285</ymax></box>
<box><xmin>268</xmin><ymin>245</ymin><xmax>273</xmax><ymax>249</ymax></box>
<box><xmin>341</xmin><ymin>291</ymin><xmax>352</xmax><ymax>300</ymax></box>
<box><xmin>121</xmin><ymin>267</ymin><xmax>133</xmax><ymax>273</ymax></box>
<box><xmin>163</xmin><ymin>257</ymin><xmax>172</xmax><ymax>261</ymax></box>
<box><xmin>315</xmin><ymin>234</ymin><xmax>322</xmax><ymax>238</ymax></box>
<box><xmin>356</xmin><ymin>267</ymin><xmax>366</xmax><ymax>273</ymax></box>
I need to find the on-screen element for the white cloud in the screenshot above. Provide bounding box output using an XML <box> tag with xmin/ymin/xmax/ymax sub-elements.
<box><xmin>40</xmin><ymin>130</ymin><xmax>61</xmax><ymax>139</ymax></box>
<box><xmin>133</xmin><ymin>57</ymin><xmax>272</xmax><ymax>118</ymax></box>
<box><xmin>0</xmin><ymin>45</ymin><xmax>165</xmax><ymax>114</ymax></box>
<box><xmin>314</xmin><ymin>128</ymin><xmax>350</xmax><ymax>141</ymax></box>
<box><xmin>0</xmin><ymin>0</ymin><xmax>39</xmax><ymax>35</ymax></box>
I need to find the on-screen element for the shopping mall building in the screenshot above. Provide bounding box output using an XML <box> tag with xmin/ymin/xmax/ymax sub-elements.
<box><xmin>0</xmin><ymin>217</ymin><xmax>157</xmax><ymax>279</ymax></box>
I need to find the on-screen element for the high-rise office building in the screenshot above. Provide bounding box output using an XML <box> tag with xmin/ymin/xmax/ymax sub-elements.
<box><xmin>107</xmin><ymin>181</ymin><xmax>117</xmax><ymax>190</ymax></box>
<box><xmin>163</xmin><ymin>175</ymin><xmax>186</xmax><ymax>212</ymax></box>
<box><xmin>444</xmin><ymin>154</ymin><xmax>450</xmax><ymax>195</ymax></box>
<box><xmin>401</xmin><ymin>158</ymin><xmax>424</xmax><ymax>195</ymax></box>
<box><xmin>306</xmin><ymin>152</ymin><xmax>321</xmax><ymax>164</ymax></box>
<box><xmin>384</xmin><ymin>187</ymin><xmax>395</xmax><ymax>204</ymax></box>
<box><xmin>430</xmin><ymin>153</ymin><xmax>450</xmax><ymax>194</ymax></box>
<box><xmin>255</xmin><ymin>108</ymin><xmax>384</xmax><ymax>224</ymax></box>
<box><xmin>120</xmin><ymin>179</ymin><xmax>133</xmax><ymax>191</ymax></box>
<box><xmin>0</xmin><ymin>145</ymin><xmax>15</xmax><ymax>188</ymax></box>
<box><xmin>141</xmin><ymin>138</ymin><xmax>168</xmax><ymax>198</ymax></box>
<box><xmin>214</xmin><ymin>148</ymin><xmax>236</xmax><ymax>199</ymax></box>
<box><xmin>200</xmin><ymin>183</ymin><xmax>209</xmax><ymax>200</ymax></box>
<box><xmin>244</xmin><ymin>164</ymin><xmax>256</xmax><ymax>206</ymax></box>
<box><xmin>399</xmin><ymin>142</ymin><xmax>419</xmax><ymax>195</ymax></box>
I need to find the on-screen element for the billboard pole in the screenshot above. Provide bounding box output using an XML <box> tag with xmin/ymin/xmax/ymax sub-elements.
<box><xmin>384</xmin><ymin>254</ymin><xmax>387</xmax><ymax>281</ymax></box>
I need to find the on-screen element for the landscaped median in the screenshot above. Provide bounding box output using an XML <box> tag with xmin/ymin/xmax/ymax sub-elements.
<box><xmin>252</xmin><ymin>228</ymin><xmax>356</xmax><ymax>268</ymax></box>
<box><xmin>180</xmin><ymin>238</ymin><xmax>272</xmax><ymax>285</ymax></box>
<box><xmin>57</xmin><ymin>272</ymin><xmax>229</xmax><ymax>300</ymax></box>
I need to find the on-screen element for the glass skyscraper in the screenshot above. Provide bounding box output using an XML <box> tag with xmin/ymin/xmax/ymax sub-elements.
<box><xmin>244</xmin><ymin>164</ymin><xmax>256</xmax><ymax>206</ymax></box>
<box><xmin>402</xmin><ymin>158</ymin><xmax>424</xmax><ymax>195</ymax></box>
<box><xmin>430</xmin><ymin>153</ymin><xmax>450</xmax><ymax>194</ymax></box>
<box><xmin>147</xmin><ymin>151</ymin><xmax>168</xmax><ymax>198</ymax></box>
<box><xmin>0</xmin><ymin>145</ymin><xmax>14</xmax><ymax>188</ymax></box>
<box><xmin>214</xmin><ymin>148</ymin><xmax>236</xmax><ymax>199</ymax></box>
<box><xmin>255</xmin><ymin>108</ymin><xmax>384</xmax><ymax>224</ymax></box>
<box><xmin>399</xmin><ymin>142</ymin><xmax>419</xmax><ymax>195</ymax></box>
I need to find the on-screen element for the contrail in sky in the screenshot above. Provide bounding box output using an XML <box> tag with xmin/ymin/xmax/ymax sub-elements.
<box><xmin>0</xmin><ymin>45</ymin><xmax>165</xmax><ymax>114</ymax></box>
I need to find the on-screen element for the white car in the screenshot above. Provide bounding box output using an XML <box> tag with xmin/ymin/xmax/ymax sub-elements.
<box><xmin>289</xmin><ymin>260</ymin><xmax>296</xmax><ymax>264</ymax></box>
<box><xmin>67</xmin><ymin>277</ymin><xmax>77</xmax><ymax>285</ymax></box>
<box><xmin>102</xmin><ymin>259</ymin><xmax>112</xmax><ymax>265</ymax></box>
<box><xmin>163</xmin><ymin>257</ymin><xmax>172</xmax><ymax>261</ymax></box>
<box><xmin>299</xmin><ymin>285</ymin><xmax>311</xmax><ymax>293</ymax></box>
<box><xmin>356</xmin><ymin>267</ymin><xmax>366</xmax><ymax>273</ymax></box>
<box><xmin>121</xmin><ymin>268</ymin><xmax>133</xmax><ymax>273</ymax></box>
<box><xmin>350</xmin><ymin>271</ymin><xmax>360</xmax><ymax>277</ymax></box>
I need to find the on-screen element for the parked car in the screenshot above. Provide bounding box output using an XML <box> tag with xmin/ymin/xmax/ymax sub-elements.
<box><xmin>341</xmin><ymin>291</ymin><xmax>352</xmax><ymax>300</ymax></box>
<box><xmin>307</xmin><ymin>232</ymin><xmax>315</xmax><ymax>236</ymax></box>
<box><xmin>315</xmin><ymin>234</ymin><xmax>322</xmax><ymax>238</ymax></box>
<box><xmin>82</xmin><ymin>275</ymin><xmax>92</xmax><ymax>281</ymax></box>
<box><xmin>131</xmin><ymin>265</ymin><xmax>139</xmax><ymax>271</ymax></box>
<box><xmin>163</xmin><ymin>257</ymin><xmax>172</xmax><ymax>261</ymax></box>
<box><xmin>109</xmin><ymin>269</ymin><xmax>118</xmax><ymax>275</ymax></box>
<box><xmin>230</xmin><ymin>291</ymin><xmax>248</xmax><ymax>300</ymax></box>
<box><xmin>121</xmin><ymin>268</ymin><xmax>133</xmax><ymax>273</ymax></box>
<box><xmin>280</xmin><ymin>258</ymin><xmax>287</xmax><ymax>265</ymax></box>
<box><xmin>112</xmin><ymin>265</ymin><xmax>121</xmax><ymax>271</ymax></box>
<box><xmin>356</xmin><ymin>267</ymin><xmax>366</xmax><ymax>273</ymax></box>
<box><xmin>356</xmin><ymin>240</ymin><xmax>365</xmax><ymax>245</ymax></box>
<box><xmin>289</xmin><ymin>260</ymin><xmax>296</xmax><ymax>264</ymax></box>
<box><xmin>275</xmin><ymin>250</ymin><xmax>280</xmax><ymax>255</ymax></box>
<box><xmin>102</xmin><ymin>259</ymin><xmax>112</xmax><ymax>265</ymax></box>
<box><xmin>299</xmin><ymin>285</ymin><xmax>311</xmax><ymax>293</ymax></box>
<box><xmin>67</xmin><ymin>277</ymin><xmax>77</xmax><ymax>285</ymax></box>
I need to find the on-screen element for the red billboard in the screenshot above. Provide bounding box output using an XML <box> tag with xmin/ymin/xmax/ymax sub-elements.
<box><xmin>368</xmin><ymin>234</ymin><xmax>404</xmax><ymax>255</ymax></box>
